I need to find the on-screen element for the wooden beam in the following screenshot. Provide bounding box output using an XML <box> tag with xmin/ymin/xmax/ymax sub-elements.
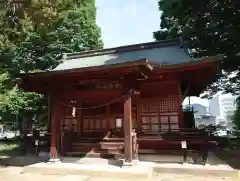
<box><xmin>61</xmin><ymin>90</ymin><xmax>123</xmax><ymax>100</ymax></box>
<box><xmin>124</xmin><ymin>95</ymin><xmax>133</xmax><ymax>163</ymax></box>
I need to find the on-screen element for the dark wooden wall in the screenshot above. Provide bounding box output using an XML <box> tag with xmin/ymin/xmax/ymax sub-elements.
<box><xmin>58</xmin><ymin>80</ymin><xmax>182</xmax><ymax>139</ymax></box>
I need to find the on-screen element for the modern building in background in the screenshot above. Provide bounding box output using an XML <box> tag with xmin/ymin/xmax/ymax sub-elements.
<box><xmin>190</xmin><ymin>103</ymin><xmax>209</xmax><ymax>118</ymax></box>
<box><xmin>195</xmin><ymin>115</ymin><xmax>217</xmax><ymax>128</ymax></box>
<box><xmin>209</xmin><ymin>94</ymin><xmax>238</xmax><ymax>129</ymax></box>
<box><xmin>183</xmin><ymin>99</ymin><xmax>215</xmax><ymax>127</ymax></box>
<box><xmin>183</xmin><ymin>94</ymin><xmax>238</xmax><ymax>129</ymax></box>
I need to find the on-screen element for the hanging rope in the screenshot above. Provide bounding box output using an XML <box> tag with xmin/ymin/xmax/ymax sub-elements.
<box><xmin>62</xmin><ymin>89</ymin><xmax>135</xmax><ymax>110</ymax></box>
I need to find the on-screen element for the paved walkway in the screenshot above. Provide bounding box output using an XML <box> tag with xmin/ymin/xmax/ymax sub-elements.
<box><xmin>0</xmin><ymin>167</ymin><xmax>237</xmax><ymax>181</ymax></box>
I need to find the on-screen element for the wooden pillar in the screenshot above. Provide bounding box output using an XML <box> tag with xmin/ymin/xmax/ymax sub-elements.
<box><xmin>49</xmin><ymin>96</ymin><xmax>60</xmax><ymax>161</ymax></box>
<box><xmin>124</xmin><ymin>95</ymin><xmax>133</xmax><ymax>163</ymax></box>
<box><xmin>77</xmin><ymin>100</ymin><xmax>82</xmax><ymax>137</ymax></box>
<box><xmin>135</xmin><ymin>92</ymin><xmax>141</xmax><ymax>134</ymax></box>
<box><xmin>178</xmin><ymin>82</ymin><xmax>184</xmax><ymax>128</ymax></box>
<box><xmin>106</xmin><ymin>104</ymin><xmax>110</xmax><ymax>131</ymax></box>
<box><xmin>80</xmin><ymin>101</ymin><xmax>84</xmax><ymax>134</ymax></box>
<box><xmin>56</xmin><ymin>106</ymin><xmax>61</xmax><ymax>154</ymax></box>
<box><xmin>47</xmin><ymin>93</ymin><xmax>52</xmax><ymax>133</ymax></box>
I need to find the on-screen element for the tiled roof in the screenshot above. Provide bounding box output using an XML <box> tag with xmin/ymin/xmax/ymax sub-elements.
<box><xmin>54</xmin><ymin>38</ymin><xmax>192</xmax><ymax>71</ymax></box>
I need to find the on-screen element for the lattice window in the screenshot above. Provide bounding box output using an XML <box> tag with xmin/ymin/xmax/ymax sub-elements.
<box><xmin>140</xmin><ymin>96</ymin><xmax>180</xmax><ymax>133</ymax></box>
<box><xmin>159</xmin><ymin>97</ymin><xmax>178</xmax><ymax>113</ymax></box>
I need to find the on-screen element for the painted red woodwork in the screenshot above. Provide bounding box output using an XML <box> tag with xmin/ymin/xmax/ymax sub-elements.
<box><xmin>140</xmin><ymin>81</ymin><xmax>179</xmax><ymax>97</ymax></box>
<box><xmin>139</xmin><ymin>96</ymin><xmax>180</xmax><ymax>133</ymax></box>
<box><xmin>136</xmin><ymin>95</ymin><xmax>142</xmax><ymax>134</ymax></box>
<box><xmin>77</xmin><ymin>100</ymin><xmax>82</xmax><ymax>136</ymax></box>
<box><xmin>124</xmin><ymin>95</ymin><xmax>133</xmax><ymax>162</ymax></box>
<box><xmin>106</xmin><ymin>105</ymin><xmax>110</xmax><ymax>130</ymax></box>
<box><xmin>178</xmin><ymin>82</ymin><xmax>184</xmax><ymax>128</ymax></box>
<box><xmin>138</xmin><ymin>139</ymin><xmax>206</xmax><ymax>150</ymax></box>
<box><xmin>20</xmin><ymin>60</ymin><xmax>153</xmax><ymax>93</ymax></box>
<box><xmin>50</xmin><ymin>97</ymin><xmax>60</xmax><ymax>159</ymax></box>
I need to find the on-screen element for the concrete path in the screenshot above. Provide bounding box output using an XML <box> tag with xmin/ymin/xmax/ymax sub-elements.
<box><xmin>0</xmin><ymin>167</ymin><xmax>238</xmax><ymax>181</ymax></box>
<box><xmin>152</xmin><ymin>173</ymin><xmax>237</xmax><ymax>181</ymax></box>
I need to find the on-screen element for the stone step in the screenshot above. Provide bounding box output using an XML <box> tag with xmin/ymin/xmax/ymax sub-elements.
<box><xmin>23</xmin><ymin>162</ymin><xmax>153</xmax><ymax>181</ymax></box>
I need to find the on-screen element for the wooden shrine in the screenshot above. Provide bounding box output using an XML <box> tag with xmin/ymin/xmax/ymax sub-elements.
<box><xmin>18</xmin><ymin>38</ymin><xmax>223</xmax><ymax>164</ymax></box>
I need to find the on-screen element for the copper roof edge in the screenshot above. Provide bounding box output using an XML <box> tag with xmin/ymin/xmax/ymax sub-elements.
<box><xmin>19</xmin><ymin>58</ymin><xmax>151</xmax><ymax>78</ymax></box>
<box><xmin>64</xmin><ymin>38</ymin><xmax>181</xmax><ymax>60</ymax></box>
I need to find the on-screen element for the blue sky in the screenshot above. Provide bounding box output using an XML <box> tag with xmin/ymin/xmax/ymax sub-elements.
<box><xmin>96</xmin><ymin>0</ymin><xmax>160</xmax><ymax>48</ymax></box>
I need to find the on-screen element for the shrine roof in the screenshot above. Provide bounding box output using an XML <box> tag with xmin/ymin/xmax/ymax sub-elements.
<box><xmin>54</xmin><ymin>38</ymin><xmax>192</xmax><ymax>71</ymax></box>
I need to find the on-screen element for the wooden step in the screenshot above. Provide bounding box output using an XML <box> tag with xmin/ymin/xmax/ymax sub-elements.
<box><xmin>72</xmin><ymin>142</ymin><xmax>124</xmax><ymax>148</ymax></box>
<box><xmin>64</xmin><ymin>151</ymin><xmax>124</xmax><ymax>159</ymax></box>
<box><xmin>71</xmin><ymin>145</ymin><xmax>124</xmax><ymax>151</ymax></box>
<box><xmin>71</xmin><ymin>146</ymin><xmax>124</xmax><ymax>153</ymax></box>
<box><xmin>75</xmin><ymin>138</ymin><xmax>124</xmax><ymax>143</ymax></box>
<box><xmin>138</xmin><ymin>149</ymin><xmax>184</xmax><ymax>155</ymax></box>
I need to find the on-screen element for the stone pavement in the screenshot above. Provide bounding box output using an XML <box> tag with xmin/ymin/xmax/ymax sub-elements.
<box><xmin>0</xmin><ymin>166</ymin><xmax>238</xmax><ymax>181</ymax></box>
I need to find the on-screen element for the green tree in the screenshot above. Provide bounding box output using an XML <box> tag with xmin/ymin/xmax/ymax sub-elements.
<box><xmin>154</xmin><ymin>0</ymin><xmax>240</xmax><ymax>96</ymax></box>
<box><xmin>233</xmin><ymin>97</ymin><xmax>240</xmax><ymax>130</ymax></box>
<box><xmin>0</xmin><ymin>0</ymin><xmax>103</xmax><ymax>128</ymax></box>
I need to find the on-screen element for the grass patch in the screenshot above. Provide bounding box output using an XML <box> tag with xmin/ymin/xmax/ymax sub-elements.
<box><xmin>0</xmin><ymin>139</ymin><xmax>20</xmax><ymax>158</ymax></box>
<box><xmin>0</xmin><ymin>143</ymin><xmax>18</xmax><ymax>151</ymax></box>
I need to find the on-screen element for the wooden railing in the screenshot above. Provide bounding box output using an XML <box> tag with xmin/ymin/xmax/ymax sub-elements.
<box><xmin>138</xmin><ymin>128</ymin><xmax>209</xmax><ymax>164</ymax></box>
<box><xmin>139</xmin><ymin>128</ymin><xmax>209</xmax><ymax>139</ymax></box>
<box><xmin>23</xmin><ymin>132</ymin><xmax>51</xmax><ymax>155</ymax></box>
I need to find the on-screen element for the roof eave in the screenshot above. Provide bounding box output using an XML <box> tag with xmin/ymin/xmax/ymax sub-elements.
<box><xmin>19</xmin><ymin>58</ymin><xmax>153</xmax><ymax>79</ymax></box>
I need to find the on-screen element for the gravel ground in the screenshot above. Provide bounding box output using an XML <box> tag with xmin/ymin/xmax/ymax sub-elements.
<box><xmin>0</xmin><ymin>166</ymin><xmax>238</xmax><ymax>181</ymax></box>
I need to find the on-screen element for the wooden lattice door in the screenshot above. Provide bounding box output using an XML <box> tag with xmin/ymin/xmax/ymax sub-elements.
<box><xmin>81</xmin><ymin>106</ymin><xmax>106</xmax><ymax>137</ymax></box>
<box><xmin>60</xmin><ymin>106</ymin><xmax>78</xmax><ymax>132</ymax></box>
<box><xmin>139</xmin><ymin>96</ymin><xmax>180</xmax><ymax>133</ymax></box>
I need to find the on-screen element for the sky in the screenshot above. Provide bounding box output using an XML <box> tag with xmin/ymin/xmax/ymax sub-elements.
<box><xmin>96</xmin><ymin>0</ymin><xmax>160</xmax><ymax>48</ymax></box>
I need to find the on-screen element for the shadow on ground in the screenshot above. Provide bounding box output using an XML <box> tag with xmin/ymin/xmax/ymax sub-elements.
<box><xmin>213</xmin><ymin>147</ymin><xmax>240</xmax><ymax>170</ymax></box>
<box><xmin>0</xmin><ymin>139</ymin><xmax>48</xmax><ymax>167</ymax></box>
<box><xmin>0</xmin><ymin>155</ymin><xmax>48</xmax><ymax>167</ymax></box>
